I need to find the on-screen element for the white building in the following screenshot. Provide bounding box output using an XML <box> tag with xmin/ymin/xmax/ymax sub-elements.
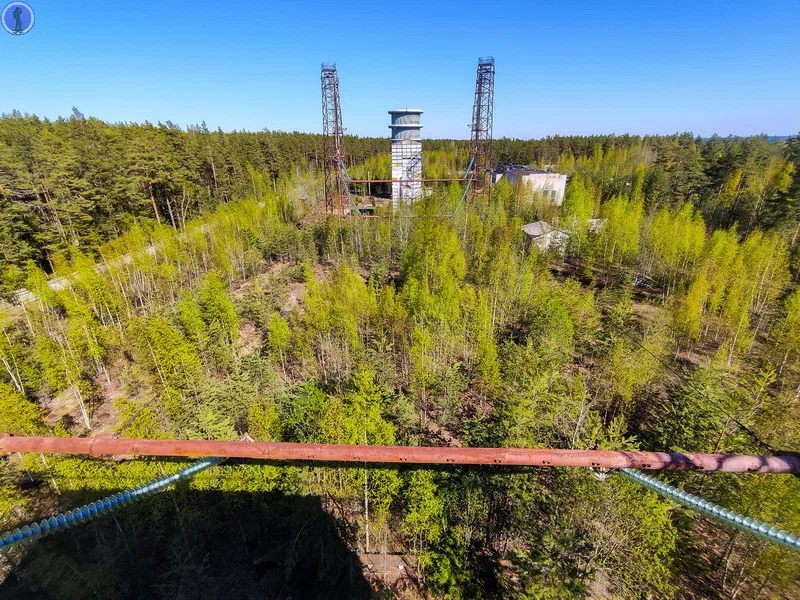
<box><xmin>389</xmin><ymin>109</ymin><xmax>423</xmax><ymax>208</ymax></box>
<box><xmin>494</xmin><ymin>166</ymin><xmax>568</xmax><ymax>205</ymax></box>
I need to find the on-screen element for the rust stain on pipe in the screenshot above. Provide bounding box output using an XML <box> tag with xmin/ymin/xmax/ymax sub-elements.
<box><xmin>1</xmin><ymin>436</ymin><xmax>798</xmax><ymax>474</ymax></box>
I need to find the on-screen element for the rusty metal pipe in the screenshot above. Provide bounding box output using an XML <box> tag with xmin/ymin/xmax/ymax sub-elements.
<box><xmin>1</xmin><ymin>436</ymin><xmax>798</xmax><ymax>474</ymax></box>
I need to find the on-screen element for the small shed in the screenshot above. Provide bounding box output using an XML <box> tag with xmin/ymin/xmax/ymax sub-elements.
<box><xmin>522</xmin><ymin>221</ymin><xmax>567</xmax><ymax>250</ymax></box>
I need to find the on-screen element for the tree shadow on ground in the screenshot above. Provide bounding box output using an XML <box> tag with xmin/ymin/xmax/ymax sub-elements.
<box><xmin>0</xmin><ymin>489</ymin><xmax>373</xmax><ymax>600</ymax></box>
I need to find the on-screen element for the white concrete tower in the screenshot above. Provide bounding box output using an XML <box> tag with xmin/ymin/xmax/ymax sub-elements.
<box><xmin>389</xmin><ymin>109</ymin><xmax>423</xmax><ymax>208</ymax></box>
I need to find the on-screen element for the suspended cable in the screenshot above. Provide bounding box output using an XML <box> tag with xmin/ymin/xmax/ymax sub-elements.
<box><xmin>621</xmin><ymin>468</ymin><xmax>800</xmax><ymax>553</ymax></box>
<box><xmin>0</xmin><ymin>456</ymin><xmax>224</xmax><ymax>552</ymax></box>
<box><xmin>451</xmin><ymin>156</ymin><xmax>475</xmax><ymax>216</ymax></box>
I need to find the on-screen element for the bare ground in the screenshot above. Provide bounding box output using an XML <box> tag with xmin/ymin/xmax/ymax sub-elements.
<box><xmin>90</xmin><ymin>372</ymin><xmax>124</xmax><ymax>435</ymax></box>
<box><xmin>281</xmin><ymin>281</ymin><xmax>305</xmax><ymax>314</ymax></box>
<box><xmin>237</xmin><ymin>322</ymin><xmax>262</xmax><ymax>356</ymax></box>
<box><xmin>42</xmin><ymin>387</ymin><xmax>86</xmax><ymax>432</ymax></box>
<box><xmin>42</xmin><ymin>371</ymin><xmax>124</xmax><ymax>436</ymax></box>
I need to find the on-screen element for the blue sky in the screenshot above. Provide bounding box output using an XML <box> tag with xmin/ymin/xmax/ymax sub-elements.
<box><xmin>1</xmin><ymin>0</ymin><xmax>798</xmax><ymax>138</ymax></box>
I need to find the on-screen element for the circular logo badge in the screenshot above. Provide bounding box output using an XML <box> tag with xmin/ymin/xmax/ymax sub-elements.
<box><xmin>2</xmin><ymin>2</ymin><xmax>35</xmax><ymax>35</ymax></box>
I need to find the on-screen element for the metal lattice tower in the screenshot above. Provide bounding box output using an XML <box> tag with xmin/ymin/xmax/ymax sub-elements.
<box><xmin>321</xmin><ymin>63</ymin><xmax>346</xmax><ymax>215</ymax></box>
<box><xmin>469</xmin><ymin>57</ymin><xmax>495</xmax><ymax>197</ymax></box>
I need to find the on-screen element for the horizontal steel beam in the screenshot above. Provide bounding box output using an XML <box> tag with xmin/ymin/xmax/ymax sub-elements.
<box><xmin>348</xmin><ymin>178</ymin><xmax>466</xmax><ymax>183</ymax></box>
<box><xmin>1</xmin><ymin>436</ymin><xmax>798</xmax><ymax>474</ymax></box>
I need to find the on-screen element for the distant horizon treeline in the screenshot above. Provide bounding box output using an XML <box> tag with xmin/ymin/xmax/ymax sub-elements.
<box><xmin>1</xmin><ymin>109</ymin><xmax>798</xmax><ymax>279</ymax></box>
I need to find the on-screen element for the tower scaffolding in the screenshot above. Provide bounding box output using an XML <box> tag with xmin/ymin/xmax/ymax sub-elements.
<box><xmin>469</xmin><ymin>57</ymin><xmax>495</xmax><ymax>198</ymax></box>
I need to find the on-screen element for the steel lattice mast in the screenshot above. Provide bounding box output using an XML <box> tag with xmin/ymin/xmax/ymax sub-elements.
<box><xmin>321</xmin><ymin>63</ymin><xmax>346</xmax><ymax>215</ymax></box>
<box><xmin>469</xmin><ymin>57</ymin><xmax>495</xmax><ymax>198</ymax></box>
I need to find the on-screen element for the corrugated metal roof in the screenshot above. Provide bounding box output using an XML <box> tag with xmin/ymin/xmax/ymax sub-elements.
<box><xmin>494</xmin><ymin>164</ymin><xmax>554</xmax><ymax>176</ymax></box>
<box><xmin>510</xmin><ymin>168</ymin><xmax>550</xmax><ymax>175</ymax></box>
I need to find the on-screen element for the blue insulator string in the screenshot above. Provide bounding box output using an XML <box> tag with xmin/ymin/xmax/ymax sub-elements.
<box><xmin>0</xmin><ymin>457</ymin><xmax>224</xmax><ymax>551</ymax></box>
<box><xmin>621</xmin><ymin>468</ymin><xmax>800</xmax><ymax>553</ymax></box>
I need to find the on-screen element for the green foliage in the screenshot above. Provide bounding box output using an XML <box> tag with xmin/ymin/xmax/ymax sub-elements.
<box><xmin>280</xmin><ymin>382</ymin><xmax>327</xmax><ymax>443</ymax></box>
<box><xmin>122</xmin><ymin>406</ymin><xmax>168</xmax><ymax>439</ymax></box>
<box><xmin>129</xmin><ymin>316</ymin><xmax>203</xmax><ymax>427</ymax></box>
<box><xmin>559</xmin><ymin>176</ymin><xmax>594</xmax><ymax>257</ymax></box>
<box><xmin>424</xmin><ymin>529</ymin><xmax>472</xmax><ymax>600</ymax></box>
<box><xmin>186</xmin><ymin>404</ymin><xmax>236</xmax><ymax>440</ymax></box>
<box><xmin>402</xmin><ymin>213</ymin><xmax>466</xmax><ymax>322</ymax></box>
<box><xmin>0</xmin><ymin>382</ymin><xmax>46</xmax><ymax>434</ymax></box>
<box><xmin>594</xmin><ymin>194</ymin><xmax>643</xmax><ymax>272</ymax></box>
<box><xmin>773</xmin><ymin>288</ymin><xmax>800</xmax><ymax>368</ymax></box>
<box><xmin>645</xmin><ymin>370</ymin><xmax>732</xmax><ymax>453</ymax></box>
<box><xmin>176</xmin><ymin>292</ymin><xmax>208</xmax><ymax>350</ymax></box>
<box><xmin>467</xmin><ymin>289</ymin><xmax>501</xmax><ymax>390</ymax></box>
<box><xmin>403</xmin><ymin>470</ymin><xmax>444</xmax><ymax>555</ymax></box>
<box><xmin>0</xmin><ymin>462</ymin><xmax>27</xmax><ymax>529</ymax></box>
<box><xmin>508</xmin><ymin>530</ymin><xmax>593</xmax><ymax>600</ymax></box>
<box><xmin>643</xmin><ymin>202</ymin><xmax>707</xmax><ymax>295</ymax></box>
<box><xmin>302</xmin><ymin>263</ymin><xmax>376</xmax><ymax>382</ymax></box>
<box><xmin>600</xmin><ymin>330</ymin><xmax>667</xmax><ymax>413</ymax></box>
<box><xmin>672</xmin><ymin>269</ymin><xmax>708</xmax><ymax>341</ymax></box>
<box><xmin>591</xmin><ymin>476</ymin><xmax>677</xmax><ymax>598</ymax></box>
<box><xmin>267</xmin><ymin>312</ymin><xmax>290</xmax><ymax>372</ymax></box>
<box><xmin>197</xmin><ymin>271</ymin><xmax>239</xmax><ymax>342</ymax></box>
<box><xmin>0</xmin><ymin>316</ymin><xmax>41</xmax><ymax>392</ymax></box>
<box><xmin>248</xmin><ymin>398</ymin><xmax>281</xmax><ymax>441</ymax></box>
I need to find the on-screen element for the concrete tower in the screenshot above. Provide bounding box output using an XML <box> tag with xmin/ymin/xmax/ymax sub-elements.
<box><xmin>389</xmin><ymin>109</ymin><xmax>423</xmax><ymax>208</ymax></box>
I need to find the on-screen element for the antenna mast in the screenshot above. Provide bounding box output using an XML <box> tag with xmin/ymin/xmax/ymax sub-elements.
<box><xmin>469</xmin><ymin>57</ymin><xmax>495</xmax><ymax>198</ymax></box>
<box><xmin>321</xmin><ymin>63</ymin><xmax>347</xmax><ymax>215</ymax></box>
